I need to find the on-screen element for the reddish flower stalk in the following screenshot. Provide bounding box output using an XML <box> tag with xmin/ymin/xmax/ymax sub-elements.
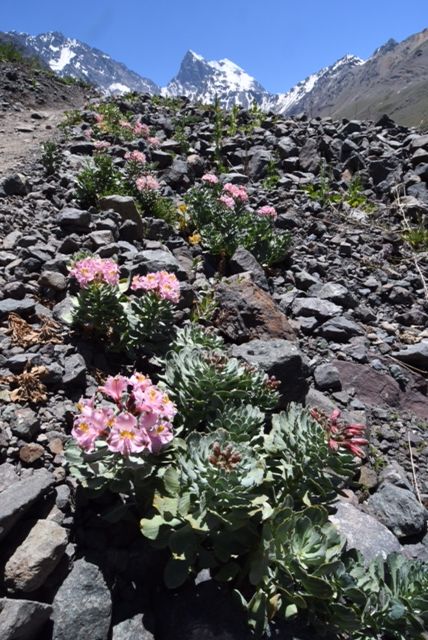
<box><xmin>310</xmin><ymin>408</ymin><xmax>368</xmax><ymax>458</ymax></box>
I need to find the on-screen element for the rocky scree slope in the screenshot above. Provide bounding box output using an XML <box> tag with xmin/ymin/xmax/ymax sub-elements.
<box><xmin>0</xmin><ymin>91</ymin><xmax>427</xmax><ymax>640</ymax></box>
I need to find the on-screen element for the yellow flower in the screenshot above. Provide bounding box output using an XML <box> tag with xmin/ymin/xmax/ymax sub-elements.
<box><xmin>188</xmin><ymin>232</ymin><xmax>201</xmax><ymax>245</ymax></box>
<box><xmin>178</xmin><ymin>203</ymin><xmax>188</xmax><ymax>213</ymax></box>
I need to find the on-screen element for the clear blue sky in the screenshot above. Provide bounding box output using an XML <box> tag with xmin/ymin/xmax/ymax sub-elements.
<box><xmin>2</xmin><ymin>1</ymin><xmax>427</xmax><ymax>92</ymax></box>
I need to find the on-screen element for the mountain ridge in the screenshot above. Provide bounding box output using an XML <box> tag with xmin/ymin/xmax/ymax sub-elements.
<box><xmin>1</xmin><ymin>28</ymin><xmax>427</xmax><ymax>128</ymax></box>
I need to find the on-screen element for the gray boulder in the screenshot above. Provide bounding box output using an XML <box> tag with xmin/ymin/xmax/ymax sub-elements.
<box><xmin>330</xmin><ymin>502</ymin><xmax>401</xmax><ymax>562</ymax></box>
<box><xmin>52</xmin><ymin>559</ymin><xmax>112</xmax><ymax>640</ymax></box>
<box><xmin>99</xmin><ymin>196</ymin><xmax>143</xmax><ymax>239</ymax></box>
<box><xmin>0</xmin><ymin>598</ymin><xmax>52</xmax><ymax>640</ymax></box>
<box><xmin>5</xmin><ymin>520</ymin><xmax>68</xmax><ymax>592</ymax></box>
<box><xmin>368</xmin><ymin>483</ymin><xmax>427</xmax><ymax>539</ymax></box>
<box><xmin>0</xmin><ymin>469</ymin><xmax>54</xmax><ymax>542</ymax></box>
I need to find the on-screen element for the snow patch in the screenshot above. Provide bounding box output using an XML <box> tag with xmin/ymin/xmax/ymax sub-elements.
<box><xmin>108</xmin><ymin>82</ymin><xmax>130</xmax><ymax>94</ymax></box>
<box><xmin>50</xmin><ymin>46</ymin><xmax>76</xmax><ymax>71</ymax></box>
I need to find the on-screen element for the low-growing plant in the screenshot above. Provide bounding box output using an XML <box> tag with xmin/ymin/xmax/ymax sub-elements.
<box><xmin>65</xmin><ymin>372</ymin><xmax>177</xmax><ymax>494</ymax></box>
<box><xmin>66</xmin><ymin>255</ymin><xmax>180</xmax><ymax>352</ymax></box>
<box><xmin>262</xmin><ymin>158</ymin><xmax>281</xmax><ymax>190</ymax></box>
<box><xmin>344</xmin><ymin>175</ymin><xmax>375</xmax><ymax>212</ymax></box>
<box><xmin>402</xmin><ymin>221</ymin><xmax>428</xmax><ymax>251</ymax></box>
<box><xmin>185</xmin><ymin>177</ymin><xmax>290</xmax><ymax>266</ymax></box>
<box><xmin>41</xmin><ymin>141</ymin><xmax>62</xmax><ymax>176</ymax></box>
<box><xmin>158</xmin><ymin>342</ymin><xmax>278</xmax><ymax>433</ymax></box>
<box><xmin>76</xmin><ymin>154</ymin><xmax>123</xmax><ymax>207</ymax></box>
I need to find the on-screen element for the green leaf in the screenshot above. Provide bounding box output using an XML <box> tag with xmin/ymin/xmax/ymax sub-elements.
<box><xmin>164</xmin><ymin>558</ymin><xmax>191</xmax><ymax>589</ymax></box>
<box><xmin>285</xmin><ymin>604</ymin><xmax>298</xmax><ymax>619</ymax></box>
<box><xmin>140</xmin><ymin>515</ymin><xmax>165</xmax><ymax>540</ymax></box>
<box><xmin>163</xmin><ymin>466</ymin><xmax>180</xmax><ymax>496</ymax></box>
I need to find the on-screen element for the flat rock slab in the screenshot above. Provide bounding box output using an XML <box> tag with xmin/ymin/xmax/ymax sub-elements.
<box><xmin>330</xmin><ymin>502</ymin><xmax>401</xmax><ymax>562</ymax></box>
<box><xmin>0</xmin><ymin>469</ymin><xmax>54</xmax><ymax>542</ymax></box>
<box><xmin>0</xmin><ymin>598</ymin><xmax>52</xmax><ymax>640</ymax></box>
<box><xmin>5</xmin><ymin>519</ymin><xmax>68</xmax><ymax>592</ymax></box>
<box><xmin>333</xmin><ymin>360</ymin><xmax>428</xmax><ymax>420</ymax></box>
<box><xmin>214</xmin><ymin>277</ymin><xmax>296</xmax><ymax>343</ymax></box>
<box><xmin>52</xmin><ymin>558</ymin><xmax>112</xmax><ymax>640</ymax></box>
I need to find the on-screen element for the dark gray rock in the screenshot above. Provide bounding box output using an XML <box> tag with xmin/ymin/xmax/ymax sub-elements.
<box><xmin>231</xmin><ymin>338</ymin><xmax>307</xmax><ymax>403</ymax></box>
<box><xmin>299</xmin><ymin>138</ymin><xmax>320</xmax><ymax>172</ymax></box>
<box><xmin>292</xmin><ymin>297</ymin><xmax>342</xmax><ymax>321</ymax></box>
<box><xmin>229</xmin><ymin>246</ymin><xmax>269</xmax><ymax>290</ymax></box>
<box><xmin>330</xmin><ymin>502</ymin><xmax>401</xmax><ymax>562</ymax></box>
<box><xmin>5</xmin><ymin>519</ymin><xmax>68</xmax><ymax>593</ymax></box>
<box><xmin>39</xmin><ymin>271</ymin><xmax>67</xmax><ymax>291</ymax></box>
<box><xmin>313</xmin><ymin>363</ymin><xmax>341</xmax><ymax>391</ymax></box>
<box><xmin>52</xmin><ymin>559</ymin><xmax>112</xmax><ymax>640</ymax></box>
<box><xmin>247</xmin><ymin>149</ymin><xmax>272</xmax><ymax>180</ymax></box>
<box><xmin>394</xmin><ymin>340</ymin><xmax>428</xmax><ymax>371</ymax></box>
<box><xmin>0</xmin><ymin>598</ymin><xmax>52</xmax><ymax>640</ymax></box>
<box><xmin>99</xmin><ymin>196</ymin><xmax>143</xmax><ymax>239</ymax></box>
<box><xmin>2</xmin><ymin>173</ymin><xmax>30</xmax><ymax>196</ymax></box>
<box><xmin>62</xmin><ymin>353</ymin><xmax>87</xmax><ymax>387</ymax></box>
<box><xmin>10</xmin><ymin>407</ymin><xmax>40</xmax><ymax>440</ymax></box>
<box><xmin>378</xmin><ymin>461</ymin><xmax>412</xmax><ymax>491</ymax></box>
<box><xmin>277</xmin><ymin>136</ymin><xmax>298</xmax><ymax>159</ymax></box>
<box><xmin>57</xmin><ymin>208</ymin><xmax>91</xmax><ymax>233</ymax></box>
<box><xmin>0</xmin><ymin>298</ymin><xmax>35</xmax><ymax>319</ymax></box>
<box><xmin>318</xmin><ymin>316</ymin><xmax>363</xmax><ymax>342</ymax></box>
<box><xmin>135</xmin><ymin>249</ymin><xmax>183</xmax><ymax>277</ymax></box>
<box><xmin>0</xmin><ymin>469</ymin><xmax>54</xmax><ymax>542</ymax></box>
<box><xmin>368</xmin><ymin>483</ymin><xmax>427</xmax><ymax>539</ymax></box>
<box><xmin>112</xmin><ymin>615</ymin><xmax>154</xmax><ymax>640</ymax></box>
<box><xmin>316</xmin><ymin>282</ymin><xmax>356</xmax><ymax>308</ymax></box>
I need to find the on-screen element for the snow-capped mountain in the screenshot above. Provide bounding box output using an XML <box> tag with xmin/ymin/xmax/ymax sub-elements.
<box><xmin>0</xmin><ymin>31</ymin><xmax>159</xmax><ymax>95</ymax></box>
<box><xmin>1</xmin><ymin>28</ymin><xmax>427</xmax><ymax>127</ymax></box>
<box><xmin>269</xmin><ymin>54</ymin><xmax>365</xmax><ymax>115</ymax></box>
<box><xmin>163</xmin><ymin>50</ymin><xmax>271</xmax><ymax>109</ymax></box>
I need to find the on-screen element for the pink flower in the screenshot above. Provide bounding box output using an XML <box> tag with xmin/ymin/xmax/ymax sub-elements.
<box><xmin>157</xmin><ymin>271</ymin><xmax>180</xmax><ymax>304</ymax></box>
<box><xmin>131</xmin><ymin>273</ymin><xmax>159</xmax><ymax>292</ymax></box>
<box><xmin>125</xmin><ymin>150</ymin><xmax>146</xmax><ymax>164</ymax></box>
<box><xmin>129</xmin><ymin>373</ymin><xmax>152</xmax><ymax>392</ymax></box>
<box><xmin>202</xmin><ymin>173</ymin><xmax>219</xmax><ymax>185</ymax></box>
<box><xmin>69</xmin><ymin>257</ymin><xmax>119</xmax><ymax>288</ymax></box>
<box><xmin>257</xmin><ymin>205</ymin><xmax>277</xmax><ymax>219</ymax></box>
<box><xmin>94</xmin><ymin>140</ymin><xmax>111</xmax><ymax>151</ymax></box>
<box><xmin>94</xmin><ymin>114</ymin><xmax>104</xmax><ymax>123</ymax></box>
<box><xmin>120</xmin><ymin>119</ymin><xmax>133</xmax><ymax>130</ymax></box>
<box><xmin>107</xmin><ymin>413</ymin><xmax>150</xmax><ymax>455</ymax></box>
<box><xmin>71</xmin><ymin>372</ymin><xmax>176</xmax><ymax>457</ymax></box>
<box><xmin>71</xmin><ymin>418</ymin><xmax>100</xmax><ymax>452</ymax></box>
<box><xmin>219</xmin><ymin>194</ymin><xmax>235</xmax><ymax>209</ymax></box>
<box><xmin>98</xmin><ymin>375</ymin><xmax>129</xmax><ymax>404</ymax></box>
<box><xmin>136</xmin><ymin>175</ymin><xmax>160</xmax><ymax>191</ymax></box>
<box><xmin>223</xmin><ymin>183</ymin><xmax>248</xmax><ymax>202</ymax></box>
<box><xmin>133</xmin><ymin>122</ymin><xmax>150</xmax><ymax>138</ymax></box>
<box><xmin>147</xmin><ymin>421</ymin><xmax>174</xmax><ymax>453</ymax></box>
<box><xmin>84</xmin><ymin>129</ymin><xmax>93</xmax><ymax>140</ymax></box>
<box><xmin>131</xmin><ymin>271</ymin><xmax>180</xmax><ymax>304</ymax></box>
<box><xmin>148</xmin><ymin>136</ymin><xmax>161</xmax><ymax>148</ymax></box>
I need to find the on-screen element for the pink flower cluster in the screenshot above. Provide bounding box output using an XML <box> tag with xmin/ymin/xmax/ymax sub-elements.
<box><xmin>148</xmin><ymin>136</ymin><xmax>161</xmax><ymax>148</ymax></box>
<box><xmin>136</xmin><ymin>175</ymin><xmax>160</xmax><ymax>192</ymax></box>
<box><xmin>223</xmin><ymin>182</ymin><xmax>249</xmax><ymax>202</ymax></box>
<box><xmin>72</xmin><ymin>373</ymin><xmax>176</xmax><ymax>456</ymax></box>
<box><xmin>310</xmin><ymin>408</ymin><xmax>368</xmax><ymax>458</ymax></box>
<box><xmin>219</xmin><ymin>194</ymin><xmax>235</xmax><ymax>210</ymax></box>
<box><xmin>201</xmin><ymin>173</ymin><xmax>219</xmax><ymax>185</ymax></box>
<box><xmin>131</xmin><ymin>271</ymin><xmax>180</xmax><ymax>304</ymax></box>
<box><xmin>69</xmin><ymin>257</ymin><xmax>119</xmax><ymax>288</ymax></box>
<box><xmin>119</xmin><ymin>119</ymin><xmax>133</xmax><ymax>131</ymax></box>
<box><xmin>125</xmin><ymin>150</ymin><xmax>147</xmax><ymax>164</ymax></box>
<box><xmin>133</xmin><ymin>122</ymin><xmax>150</xmax><ymax>138</ymax></box>
<box><xmin>94</xmin><ymin>140</ymin><xmax>111</xmax><ymax>151</ymax></box>
<box><xmin>257</xmin><ymin>205</ymin><xmax>277</xmax><ymax>219</ymax></box>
